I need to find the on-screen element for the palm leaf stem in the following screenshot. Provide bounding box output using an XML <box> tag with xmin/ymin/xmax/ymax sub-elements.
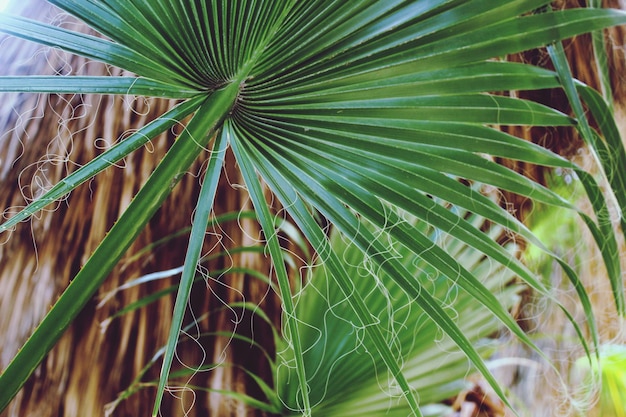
<box><xmin>229</xmin><ymin>122</ymin><xmax>314</xmax><ymax>416</ymax></box>
<box><xmin>0</xmin><ymin>76</ymin><xmax>198</xmax><ymax>98</ymax></box>
<box><xmin>152</xmin><ymin>111</ymin><xmax>229</xmax><ymax>415</ymax></box>
<box><xmin>547</xmin><ymin>41</ymin><xmax>625</xmax><ymax>316</ymax></box>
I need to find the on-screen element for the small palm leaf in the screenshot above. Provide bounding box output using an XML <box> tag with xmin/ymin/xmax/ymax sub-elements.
<box><xmin>1</xmin><ymin>1</ymin><xmax>626</xmax><ymax>415</ymax></box>
<box><xmin>276</xmin><ymin>210</ymin><xmax>524</xmax><ymax>416</ymax></box>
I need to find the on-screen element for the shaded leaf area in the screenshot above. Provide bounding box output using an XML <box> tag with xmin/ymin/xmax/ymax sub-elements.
<box><xmin>277</xmin><ymin>212</ymin><xmax>524</xmax><ymax>417</ymax></box>
<box><xmin>0</xmin><ymin>1</ymin><xmax>625</xmax><ymax>416</ymax></box>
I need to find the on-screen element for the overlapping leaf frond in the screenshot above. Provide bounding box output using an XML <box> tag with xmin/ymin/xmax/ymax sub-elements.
<box><xmin>1</xmin><ymin>1</ymin><xmax>625</xmax><ymax>416</ymax></box>
<box><xmin>277</xmin><ymin>211</ymin><xmax>524</xmax><ymax>416</ymax></box>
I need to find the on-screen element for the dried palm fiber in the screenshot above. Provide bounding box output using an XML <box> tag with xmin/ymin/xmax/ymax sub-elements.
<box><xmin>491</xmin><ymin>1</ymin><xmax>626</xmax><ymax>416</ymax></box>
<box><xmin>0</xmin><ymin>2</ymin><xmax>287</xmax><ymax>416</ymax></box>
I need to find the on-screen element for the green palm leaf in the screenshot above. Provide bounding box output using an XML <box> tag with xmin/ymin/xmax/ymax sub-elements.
<box><xmin>275</xmin><ymin>210</ymin><xmax>524</xmax><ymax>416</ymax></box>
<box><xmin>1</xmin><ymin>1</ymin><xmax>626</xmax><ymax>415</ymax></box>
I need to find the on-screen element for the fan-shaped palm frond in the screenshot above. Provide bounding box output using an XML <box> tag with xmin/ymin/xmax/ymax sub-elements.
<box><xmin>276</xmin><ymin>209</ymin><xmax>524</xmax><ymax>417</ymax></box>
<box><xmin>1</xmin><ymin>1</ymin><xmax>625</xmax><ymax>416</ymax></box>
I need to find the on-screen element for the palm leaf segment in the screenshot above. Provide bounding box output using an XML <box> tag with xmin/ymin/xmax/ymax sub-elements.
<box><xmin>1</xmin><ymin>1</ymin><xmax>626</xmax><ymax>416</ymax></box>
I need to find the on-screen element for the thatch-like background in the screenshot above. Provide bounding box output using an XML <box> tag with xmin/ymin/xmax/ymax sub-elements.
<box><xmin>0</xmin><ymin>2</ymin><xmax>285</xmax><ymax>416</ymax></box>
